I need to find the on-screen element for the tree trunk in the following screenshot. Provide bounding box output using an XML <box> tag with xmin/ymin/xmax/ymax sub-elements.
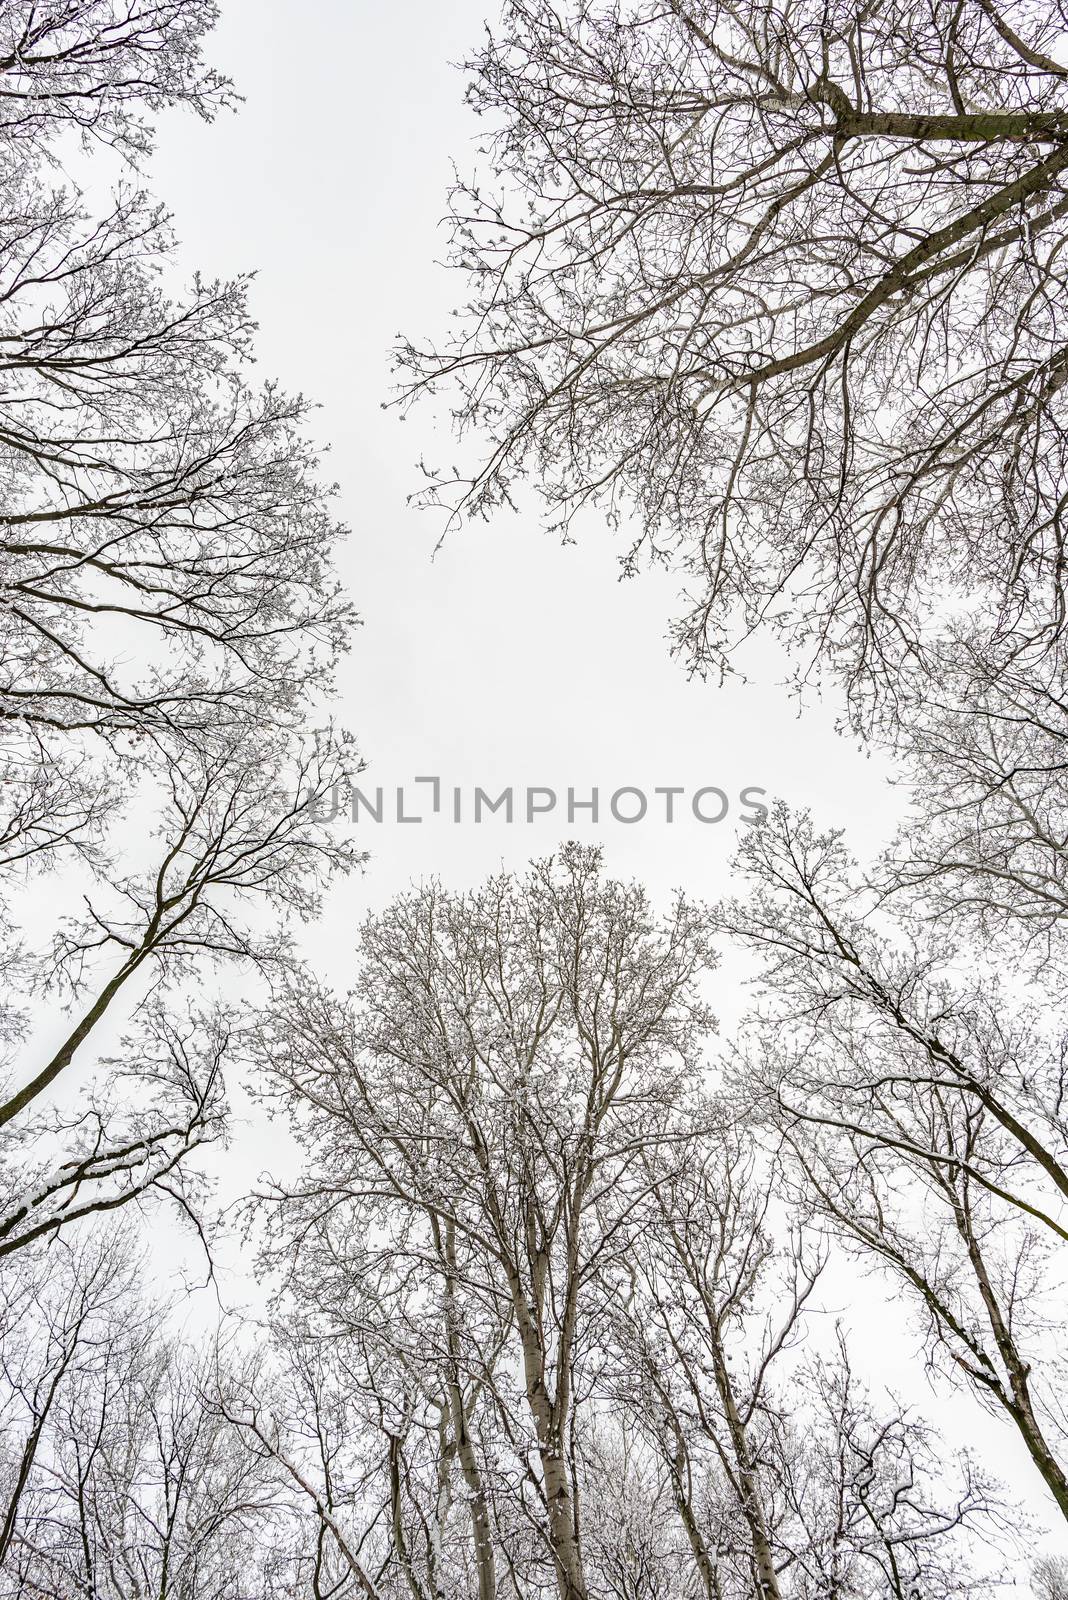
<box><xmin>513</xmin><ymin>1291</ymin><xmax>588</xmax><ymax>1600</ymax></box>
<box><xmin>709</xmin><ymin>1330</ymin><xmax>782</xmax><ymax>1600</ymax></box>
<box><xmin>441</xmin><ymin>1220</ymin><xmax>498</xmax><ymax>1600</ymax></box>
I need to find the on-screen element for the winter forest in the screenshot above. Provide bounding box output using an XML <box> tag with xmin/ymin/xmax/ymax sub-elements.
<box><xmin>1</xmin><ymin>1</ymin><xmax>1068</xmax><ymax>1596</ymax></box>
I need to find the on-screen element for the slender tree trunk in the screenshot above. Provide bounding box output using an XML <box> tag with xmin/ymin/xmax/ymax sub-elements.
<box><xmin>667</xmin><ymin>1422</ymin><xmax>721</xmax><ymax>1600</ymax></box>
<box><xmin>0</xmin><ymin>951</ymin><xmax>148</xmax><ymax>1127</ymax></box>
<box><xmin>0</xmin><ymin>1358</ymin><xmax>72</xmax><ymax>1564</ymax></box>
<box><xmin>446</xmin><ymin>1387</ymin><xmax>497</xmax><ymax>1600</ymax></box>
<box><xmin>389</xmin><ymin>1432</ymin><xmax>435</xmax><ymax>1600</ymax></box>
<box><xmin>513</xmin><ymin>1294</ymin><xmax>587</xmax><ymax>1600</ymax></box>
<box><xmin>441</xmin><ymin>1220</ymin><xmax>497</xmax><ymax>1600</ymax></box>
<box><xmin>959</xmin><ymin>1203</ymin><xmax>1068</xmax><ymax>1522</ymax></box>
<box><xmin>708</xmin><ymin>1329</ymin><xmax>782</xmax><ymax>1600</ymax></box>
<box><xmin>540</xmin><ymin>1443</ymin><xmax>587</xmax><ymax>1600</ymax></box>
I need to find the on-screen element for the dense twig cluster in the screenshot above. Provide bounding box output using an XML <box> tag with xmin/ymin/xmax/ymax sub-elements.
<box><xmin>0</xmin><ymin>3</ymin><xmax>356</xmax><ymax>1298</ymax></box>
<box><xmin>399</xmin><ymin>0</ymin><xmax>1068</xmax><ymax>703</ymax></box>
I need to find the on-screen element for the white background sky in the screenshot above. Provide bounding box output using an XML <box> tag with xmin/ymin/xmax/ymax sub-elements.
<box><xmin>132</xmin><ymin>0</ymin><xmax>1059</xmax><ymax>1569</ymax></box>
<box><xmin>150</xmin><ymin>0</ymin><xmax>904</xmax><ymax>940</ymax></box>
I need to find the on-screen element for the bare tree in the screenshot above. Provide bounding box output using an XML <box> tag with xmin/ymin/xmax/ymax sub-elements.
<box><xmin>883</xmin><ymin>633</ymin><xmax>1068</xmax><ymax>970</ymax></box>
<box><xmin>249</xmin><ymin>845</ymin><xmax>718</xmax><ymax>1600</ymax></box>
<box><xmin>4</xmin><ymin>732</ymin><xmax>356</xmax><ymax>1123</ymax></box>
<box><xmin>611</xmin><ymin>1133</ymin><xmax>1001</xmax><ymax>1598</ymax></box>
<box><xmin>0</xmin><ymin>1228</ymin><xmax>145</xmax><ymax>1580</ymax></box>
<box><xmin>0</xmin><ymin>0</ymin><xmax>358</xmax><ymax>1256</ymax></box>
<box><xmin>0</xmin><ymin>1002</ymin><xmax>228</xmax><ymax>1262</ymax></box>
<box><xmin>0</xmin><ymin>179</ymin><xmax>351</xmax><ymax>746</ymax></box>
<box><xmin>617</xmin><ymin>1134</ymin><xmax>821</xmax><ymax>1600</ymax></box>
<box><xmin>0</xmin><ymin>2</ymin><xmax>233</xmax><ymax>159</ymax></box>
<box><xmin>399</xmin><ymin>0</ymin><xmax>1068</xmax><ymax>699</ymax></box>
<box><xmin>214</xmin><ymin>1328</ymin><xmax>432</xmax><ymax>1600</ymax></box>
<box><xmin>238</xmin><ymin>846</ymin><xmax>1012</xmax><ymax>1597</ymax></box>
<box><xmin>0</xmin><ymin>724</ymin><xmax>358</xmax><ymax>1282</ymax></box>
<box><xmin>0</xmin><ymin>3</ymin><xmax>343</xmax><ymax>753</ymax></box>
<box><xmin>576</xmin><ymin>1424</ymin><xmax>700</xmax><ymax>1600</ymax></box>
<box><xmin>764</xmin><ymin>1339</ymin><xmax>1002</xmax><ymax>1600</ymax></box>
<box><xmin>0</xmin><ymin>1258</ymin><xmax>291</xmax><ymax>1599</ymax></box>
<box><xmin>721</xmin><ymin>804</ymin><xmax>1068</xmax><ymax>1526</ymax></box>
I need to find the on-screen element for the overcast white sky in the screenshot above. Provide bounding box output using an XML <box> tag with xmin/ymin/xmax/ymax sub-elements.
<box><xmin>138</xmin><ymin>2</ymin><xmax>1056</xmax><ymax>1562</ymax></box>
<box><xmin>149</xmin><ymin>0</ymin><xmax>904</xmax><ymax>938</ymax></box>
